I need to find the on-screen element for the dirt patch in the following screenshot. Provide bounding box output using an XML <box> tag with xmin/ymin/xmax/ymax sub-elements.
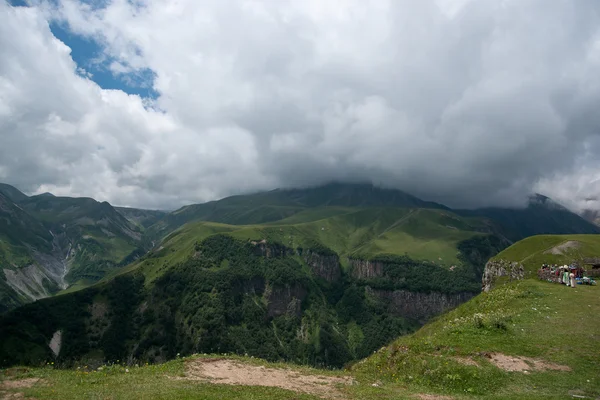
<box><xmin>486</xmin><ymin>353</ymin><xmax>571</xmax><ymax>372</ymax></box>
<box><xmin>0</xmin><ymin>378</ymin><xmax>42</xmax><ymax>400</ymax></box>
<box><xmin>183</xmin><ymin>358</ymin><xmax>353</xmax><ymax>399</ymax></box>
<box><xmin>0</xmin><ymin>379</ymin><xmax>41</xmax><ymax>390</ymax></box>
<box><xmin>544</xmin><ymin>240</ymin><xmax>581</xmax><ymax>255</ymax></box>
<box><xmin>452</xmin><ymin>357</ymin><xmax>479</xmax><ymax>367</ymax></box>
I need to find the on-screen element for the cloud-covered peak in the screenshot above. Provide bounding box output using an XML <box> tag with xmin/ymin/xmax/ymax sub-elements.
<box><xmin>2</xmin><ymin>0</ymin><xmax>600</xmax><ymax>210</ymax></box>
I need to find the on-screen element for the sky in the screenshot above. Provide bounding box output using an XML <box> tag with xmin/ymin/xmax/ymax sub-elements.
<box><xmin>1</xmin><ymin>0</ymin><xmax>600</xmax><ymax>211</ymax></box>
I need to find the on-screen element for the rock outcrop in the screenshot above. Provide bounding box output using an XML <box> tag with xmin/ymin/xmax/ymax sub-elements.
<box><xmin>366</xmin><ymin>287</ymin><xmax>474</xmax><ymax>322</ymax></box>
<box><xmin>251</xmin><ymin>240</ymin><xmax>294</xmax><ymax>258</ymax></box>
<box><xmin>350</xmin><ymin>259</ymin><xmax>385</xmax><ymax>279</ymax></box>
<box><xmin>482</xmin><ymin>259</ymin><xmax>525</xmax><ymax>292</ymax></box>
<box><xmin>300</xmin><ymin>250</ymin><xmax>341</xmax><ymax>282</ymax></box>
<box><xmin>264</xmin><ymin>284</ymin><xmax>307</xmax><ymax>318</ymax></box>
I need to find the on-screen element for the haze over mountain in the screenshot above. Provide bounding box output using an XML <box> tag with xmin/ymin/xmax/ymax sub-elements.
<box><xmin>2</xmin><ymin>1</ymin><xmax>600</xmax><ymax>211</ymax></box>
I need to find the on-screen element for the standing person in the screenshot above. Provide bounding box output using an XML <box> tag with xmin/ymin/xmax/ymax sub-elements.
<box><xmin>564</xmin><ymin>268</ymin><xmax>570</xmax><ymax>287</ymax></box>
<box><xmin>570</xmin><ymin>271</ymin><xmax>576</xmax><ymax>288</ymax></box>
<box><xmin>558</xmin><ymin>268</ymin><xmax>563</xmax><ymax>284</ymax></box>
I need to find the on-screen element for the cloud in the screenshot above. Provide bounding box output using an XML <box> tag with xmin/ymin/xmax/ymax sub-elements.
<box><xmin>1</xmin><ymin>0</ymin><xmax>600</xmax><ymax>210</ymax></box>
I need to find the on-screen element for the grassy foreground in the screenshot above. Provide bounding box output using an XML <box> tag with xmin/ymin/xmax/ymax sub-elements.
<box><xmin>2</xmin><ymin>279</ymin><xmax>598</xmax><ymax>399</ymax></box>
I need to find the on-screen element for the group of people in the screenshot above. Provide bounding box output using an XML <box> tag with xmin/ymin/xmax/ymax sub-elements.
<box><xmin>538</xmin><ymin>264</ymin><xmax>596</xmax><ymax>286</ymax></box>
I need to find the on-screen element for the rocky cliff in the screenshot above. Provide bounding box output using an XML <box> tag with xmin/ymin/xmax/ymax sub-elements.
<box><xmin>300</xmin><ymin>250</ymin><xmax>341</xmax><ymax>282</ymax></box>
<box><xmin>366</xmin><ymin>287</ymin><xmax>474</xmax><ymax>322</ymax></box>
<box><xmin>251</xmin><ymin>240</ymin><xmax>294</xmax><ymax>258</ymax></box>
<box><xmin>350</xmin><ymin>258</ymin><xmax>385</xmax><ymax>279</ymax></box>
<box><xmin>264</xmin><ymin>283</ymin><xmax>307</xmax><ymax>317</ymax></box>
<box><xmin>481</xmin><ymin>259</ymin><xmax>525</xmax><ymax>292</ymax></box>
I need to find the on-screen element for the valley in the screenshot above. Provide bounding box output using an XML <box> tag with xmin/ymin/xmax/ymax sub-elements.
<box><xmin>1</xmin><ymin>182</ymin><xmax>599</xmax><ymax>399</ymax></box>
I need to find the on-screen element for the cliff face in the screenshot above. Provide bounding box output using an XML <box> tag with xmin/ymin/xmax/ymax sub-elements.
<box><xmin>251</xmin><ymin>240</ymin><xmax>294</xmax><ymax>258</ymax></box>
<box><xmin>366</xmin><ymin>287</ymin><xmax>474</xmax><ymax>322</ymax></box>
<box><xmin>482</xmin><ymin>259</ymin><xmax>525</xmax><ymax>292</ymax></box>
<box><xmin>301</xmin><ymin>250</ymin><xmax>341</xmax><ymax>282</ymax></box>
<box><xmin>350</xmin><ymin>259</ymin><xmax>385</xmax><ymax>279</ymax></box>
<box><xmin>264</xmin><ymin>284</ymin><xmax>307</xmax><ymax>318</ymax></box>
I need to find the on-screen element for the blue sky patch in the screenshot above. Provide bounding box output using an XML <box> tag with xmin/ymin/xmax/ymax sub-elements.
<box><xmin>9</xmin><ymin>0</ymin><xmax>158</xmax><ymax>99</ymax></box>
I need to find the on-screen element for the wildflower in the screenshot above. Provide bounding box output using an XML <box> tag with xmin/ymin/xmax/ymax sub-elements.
<box><xmin>125</xmin><ymin>369</ymin><xmax>129</xmax><ymax>373</ymax></box>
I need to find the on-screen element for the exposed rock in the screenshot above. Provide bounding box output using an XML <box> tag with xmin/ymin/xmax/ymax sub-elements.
<box><xmin>48</xmin><ymin>330</ymin><xmax>62</xmax><ymax>357</ymax></box>
<box><xmin>251</xmin><ymin>240</ymin><xmax>294</xmax><ymax>258</ymax></box>
<box><xmin>366</xmin><ymin>287</ymin><xmax>474</xmax><ymax>322</ymax></box>
<box><xmin>265</xmin><ymin>284</ymin><xmax>306</xmax><ymax>318</ymax></box>
<box><xmin>300</xmin><ymin>250</ymin><xmax>341</xmax><ymax>282</ymax></box>
<box><xmin>481</xmin><ymin>259</ymin><xmax>525</xmax><ymax>292</ymax></box>
<box><xmin>350</xmin><ymin>259</ymin><xmax>385</xmax><ymax>279</ymax></box>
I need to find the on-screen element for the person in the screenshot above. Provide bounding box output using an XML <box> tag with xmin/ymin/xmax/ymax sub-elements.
<box><xmin>557</xmin><ymin>268</ymin><xmax>563</xmax><ymax>284</ymax></box>
<box><xmin>564</xmin><ymin>268</ymin><xmax>570</xmax><ymax>287</ymax></box>
<box><xmin>570</xmin><ymin>272</ymin><xmax>576</xmax><ymax>288</ymax></box>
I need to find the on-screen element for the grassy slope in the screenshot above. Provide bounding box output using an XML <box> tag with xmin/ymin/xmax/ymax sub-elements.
<box><xmin>4</xmin><ymin>280</ymin><xmax>599</xmax><ymax>399</ymax></box>
<box><xmin>105</xmin><ymin>207</ymin><xmax>484</xmax><ymax>288</ymax></box>
<box><xmin>491</xmin><ymin>234</ymin><xmax>600</xmax><ymax>273</ymax></box>
<box><xmin>354</xmin><ymin>279</ymin><xmax>600</xmax><ymax>399</ymax></box>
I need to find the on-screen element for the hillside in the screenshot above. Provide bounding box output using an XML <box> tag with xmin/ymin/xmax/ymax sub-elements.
<box><xmin>2</xmin><ymin>279</ymin><xmax>598</xmax><ymax>399</ymax></box>
<box><xmin>125</xmin><ymin>207</ymin><xmax>492</xmax><ymax>284</ymax></box>
<box><xmin>115</xmin><ymin>207</ymin><xmax>166</xmax><ymax>230</ymax></box>
<box><xmin>457</xmin><ymin>195</ymin><xmax>600</xmax><ymax>241</ymax></box>
<box><xmin>0</xmin><ymin>185</ymin><xmax>150</xmax><ymax>313</ymax></box>
<box><xmin>0</xmin><ymin>226</ymin><xmax>490</xmax><ymax>370</ymax></box>
<box><xmin>145</xmin><ymin>182</ymin><xmax>450</xmax><ymax>241</ymax></box>
<box><xmin>489</xmin><ymin>234</ymin><xmax>600</xmax><ymax>274</ymax></box>
<box><xmin>2</xmin><ymin>180</ymin><xmax>599</xmax><ymax>313</ymax></box>
<box><xmin>354</xmin><ymin>278</ymin><xmax>599</xmax><ymax>399</ymax></box>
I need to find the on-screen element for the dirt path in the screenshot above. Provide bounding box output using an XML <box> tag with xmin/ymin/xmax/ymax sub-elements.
<box><xmin>183</xmin><ymin>358</ymin><xmax>354</xmax><ymax>399</ymax></box>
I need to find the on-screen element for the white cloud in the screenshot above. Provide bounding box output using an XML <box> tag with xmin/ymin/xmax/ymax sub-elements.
<box><xmin>1</xmin><ymin>0</ymin><xmax>600</xmax><ymax>210</ymax></box>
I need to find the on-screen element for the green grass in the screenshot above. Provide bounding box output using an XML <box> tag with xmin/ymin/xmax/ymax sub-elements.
<box><xmin>94</xmin><ymin>207</ymin><xmax>485</xmax><ymax>287</ymax></box>
<box><xmin>492</xmin><ymin>234</ymin><xmax>600</xmax><ymax>273</ymax></box>
<box><xmin>354</xmin><ymin>279</ymin><xmax>600</xmax><ymax>399</ymax></box>
<box><xmin>3</xmin><ymin>279</ymin><xmax>599</xmax><ymax>399</ymax></box>
<box><xmin>1</xmin><ymin>357</ymin><xmax>321</xmax><ymax>400</ymax></box>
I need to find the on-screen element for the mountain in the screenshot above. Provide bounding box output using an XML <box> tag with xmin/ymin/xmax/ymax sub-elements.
<box><xmin>0</xmin><ymin>185</ymin><xmax>150</xmax><ymax>313</ymax></box>
<box><xmin>582</xmin><ymin>208</ymin><xmax>600</xmax><ymax>226</ymax></box>
<box><xmin>457</xmin><ymin>193</ymin><xmax>600</xmax><ymax>242</ymax></box>
<box><xmin>115</xmin><ymin>207</ymin><xmax>166</xmax><ymax>230</ymax></box>
<box><xmin>146</xmin><ymin>182</ymin><xmax>449</xmax><ymax>241</ymax></box>
<box><xmin>0</xmin><ymin>183</ymin><xmax>29</xmax><ymax>203</ymax></box>
<box><xmin>1</xmin><ymin>181</ymin><xmax>599</xmax><ymax>370</ymax></box>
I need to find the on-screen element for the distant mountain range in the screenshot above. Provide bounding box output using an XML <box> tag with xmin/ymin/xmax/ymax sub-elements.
<box><xmin>1</xmin><ymin>181</ymin><xmax>599</xmax><ymax>314</ymax></box>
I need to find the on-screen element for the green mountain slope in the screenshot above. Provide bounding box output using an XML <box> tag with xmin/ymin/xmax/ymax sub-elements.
<box><xmin>2</xmin><ymin>258</ymin><xmax>598</xmax><ymax>399</ymax></box>
<box><xmin>354</xmin><ymin>278</ymin><xmax>599</xmax><ymax>399</ymax></box>
<box><xmin>146</xmin><ymin>182</ymin><xmax>449</xmax><ymax>241</ymax></box>
<box><xmin>0</xmin><ymin>220</ymin><xmax>489</xmax><ymax>370</ymax></box>
<box><xmin>117</xmin><ymin>207</ymin><xmax>495</xmax><ymax>287</ymax></box>
<box><xmin>0</xmin><ymin>185</ymin><xmax>150</xmax><ymax>313</ymax></box>
<box><xmin>114</xmin><ymin>207</ymin><xmax>166</xmax><ymax>230</ymax></box>
<box><xmin>490</xmin><ymin>234</ymin><xmax>600</xmax><ymax>274</ymax></box>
